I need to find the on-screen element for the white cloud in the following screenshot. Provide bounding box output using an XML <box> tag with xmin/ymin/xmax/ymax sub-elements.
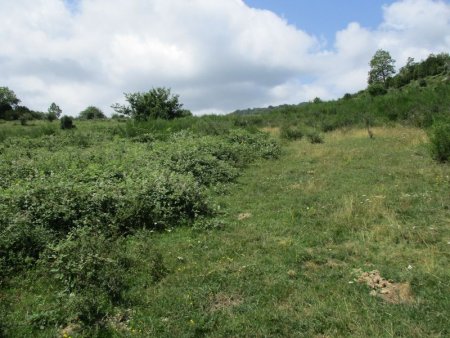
<box><xmin>0</xmin><ymin>0</ymin><xmax>449</xmax><ymax>115</ymax></box>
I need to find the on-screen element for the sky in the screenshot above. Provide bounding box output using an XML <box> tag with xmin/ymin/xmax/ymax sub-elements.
<box><xmin>1</xmin><ymin>0</ymin><xmax>450</xmax><ymax>116</ymax></box>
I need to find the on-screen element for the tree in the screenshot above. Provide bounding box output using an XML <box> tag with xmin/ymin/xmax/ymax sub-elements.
<box><xmin>368</xmin><ymin>49</ymin><xmax>396</xmax><ymax>87</ymax></box>
<box><xmin>0</xmin><ymin>87</ymin><xmax>20</xmax><ymax>119</ymax></box>
<box><xmin>112</xmin><ymin>87</ymin><xmax>185</xmax><ymax>121</ymax></box>
<box><xmin>48</xmin><ymin>102</ymin><xmax>62</xmax><ymax>119</ymax></box>
<box><xmin>79</xmin><ymin>106</ymin><xmax>106</xmax><ymax>119</ymax></box>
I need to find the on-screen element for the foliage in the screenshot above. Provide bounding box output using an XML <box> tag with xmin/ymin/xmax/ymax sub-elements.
<box><xmin>368</xmin><ymin>83</ymin><xmax>387</xmax><ymax>96</ymax></box>
<box><xmin>1</xmin><ymin>51</ymin><xmax>450</xmax><ymax>336</ymax></box>
<box><xmin>47</xmin><ymin>111</ymin><xmax>57</xmax><ymax>122</ymax></box>
<box><xmin>0</xmin><ymin>87</ymin><xmax>20</xmax><ymax>119</ymax></box>
<box><xmin>60</xmin><ymin>116</ymin><xmax>75</xmax><ymax>129</ymax></box>
<box><xmin>313</xmin><ymin>97</ymin><xmax>322</xmax><ymax>104</ymax></box>
<box><xmin>391</xmin><ymin>53</ymin><xmax>450</xmax><ymax>88</ymax></box>
<box><xmin>19</xmin><ymin>113</ymin><xmax>32</xmax><ymax>126</ymax></box>
<box><xmin>280</xmin><ymin>125</ymin><xmax>304</xmax><ymax>140</ymax></box>
<box><xmin>118</xmin><ymin>170</ymin><xmax>212</xmax><ymax>230</ymax></box>
<box><xmin>112</xmin><ymin>87</ymin><xmax>186</xmax><ymax>121</ymax></box>
<box><xmin>429</xmin><ymin>121</ymin><xmax>450</xmax><ymax>162</ymax></box>
<box><xmin>45</xmin><ymin>227</ymin><xmax>131</xmax><ymax>325</ymax></box>
<box><xmin>0</xmin><ymin>122</ymin><xmax>279</xmax><ymax>284</ymax></box>
<box><xmin>48</xmin><ymin>102</ymin><xmax>62</xmax><ymax>119</ymax></box>
<box><xmin>306</xmin><ymin>130</ymin><xmax>324</xmax><ymax>144</ymax></box>
<box><xmin>368</xmin><ymin>49</ymin><xmax>396</xmax><ymax>87</ymax></box>
<box><xmin>6</xmin><ymin>125</ymin><xmax>443</xmax><ymax>337</ymax></box>
<box><xmin>79</xmin><ymin>106</ymin><xmax>106</xmax><ymax>120</ymax></box>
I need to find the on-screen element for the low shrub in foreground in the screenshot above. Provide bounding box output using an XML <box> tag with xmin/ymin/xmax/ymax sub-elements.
<box><xmin>41</xmin><ymin>227</ymin><xmax>132</xmax><ymax>326</ymax></box>
<box><xmin>1</xmin><ymin>170</ymin><xmax>212</xmax><ymax>275</ymax></box>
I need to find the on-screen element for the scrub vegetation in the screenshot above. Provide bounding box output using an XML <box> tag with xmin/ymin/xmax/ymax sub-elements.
<box><xmin>0</xmin><ymin>52</ymin><xmax>449</xmax><ymax>337</ymax></box>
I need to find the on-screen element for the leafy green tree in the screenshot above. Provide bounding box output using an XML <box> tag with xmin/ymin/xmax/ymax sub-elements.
<box><xmin>79</xmin><ymin>106</ymin><xmax>106</xmax><ymax>119</ymax></box>
<box><xmin>0</xmin><ymin>87</ymin><xmax>20</xmax><ymax>119</ymax></box>
<box><xmin>368</xmin><ymin>49</ymin><xmax>396</xmax><ymax>87</ymax></box>
<box><xmin>48</xmin><ymin>102</ymin><xmax>62</xmax><ymax>119</ymax></box>
<box><xmin>112</xmin><ymin>87</ymin><xmax>185</xmax><ymax>121</ymax></box>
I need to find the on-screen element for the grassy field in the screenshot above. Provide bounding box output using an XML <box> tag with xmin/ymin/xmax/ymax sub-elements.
<box><xmin>3</xmin><ymin>125</ymin><xmax>448</xmax><ymax>337</ymax></box>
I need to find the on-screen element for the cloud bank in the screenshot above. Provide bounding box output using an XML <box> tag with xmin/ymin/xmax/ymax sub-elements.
<box><xmin>1</xmin><ymin>0</ymin><xmax>449</xmax><ymax>115</ymax></box>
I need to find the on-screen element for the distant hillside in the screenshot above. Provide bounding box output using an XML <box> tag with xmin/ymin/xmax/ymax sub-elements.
<box><xmin>231</xmin><ymin>53</ymin><xmax>450</xmax><ymax>131</ymax></box>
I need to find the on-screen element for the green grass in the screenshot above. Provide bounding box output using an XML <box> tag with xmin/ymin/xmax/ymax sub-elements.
<box><xmin>3</xmin><ymin>125</ymin><xmax>448</xmax><ymax>337</ymax></box>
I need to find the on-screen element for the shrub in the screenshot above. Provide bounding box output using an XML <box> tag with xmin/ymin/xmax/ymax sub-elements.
<box><xmin>60</xmin><ymin>116</ymin><xmax>75</xmax><ymax>129</ymax></box>
<box><xmin>419</xmin><ymin>79</ymin><xmax>427</xmax><ymax>87</ymax></box>
<box><xmin>306</xmin><ymin>131</ymin><xmax>324</xmax><ymax>144</ymax></box>
<box><xmin>130</xmin><ymin>133</ymin><xmax>155</xmax><ymax>143</ymax></box>
<box><xmin>0</xmin><ymin>215</ymin><xmax>54</xmax><ymax>278</ymax></box>
<box><xmin>226</xmin><ymin>129</ymin><xmax>280</xmax><ymax>159</ymax></box>
<box><xmin>44</xmin><ymin>227</ymin><xmax>131</xmax><ymax>325</ymax></box>
<box><xmin>164</xmin><ymin>149</ymin><xmax>239</xmax><ymax>186</ymax></box>
<box><xmin>119</xmin><ymin>170</ymin><xmax>212</xmax><ymax>230</ymax></box>
<box><xmin>19</xmin><ymin>113</ymin><xmax>32</xmax><ymax>126</ymax></box>
<box><xmin>368</xmin><ymin>83</ymin><xmax>387</xmax><ymax>96</ymax></box>
<box><xmin>429</xmin><ymin>121</ymin><xmax>450</xmax><ymax>162</ymax></box>
<box><xmin>158</xmin><ymin>134</ymin><xmax>240</xmax><ymax>185</ymax></box>
<box><xmin>280</xmin><ymin>125</ymin><xmax>304</xmax><ymax>140</ymax></box>
<box><xmin>320</xmin><ymin>121</ymin><xmax>338</xmax><ymax>132</ymax></box>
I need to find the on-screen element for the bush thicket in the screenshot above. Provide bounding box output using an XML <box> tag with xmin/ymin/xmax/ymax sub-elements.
<box><xmin>429</xmin><ymin>121</ymin><xmax>450</xmax><ymax>162</ymax></box>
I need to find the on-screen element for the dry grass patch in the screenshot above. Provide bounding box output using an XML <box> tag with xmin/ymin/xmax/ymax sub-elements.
<box><xmin>261</xmin><ymin>126</ymin><xmax>280</xmax><ymax>137</ymax></box>
<box><xmin>210</xmin><ymin>293</ymin><xmax>243</xmax><ymax>313</ymax></box>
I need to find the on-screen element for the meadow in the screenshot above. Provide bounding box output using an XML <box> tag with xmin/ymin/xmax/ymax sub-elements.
<box><xmin>0</xmin><ymin>73</ymin><xmax>449</xmax><ymax>337</ymax></box>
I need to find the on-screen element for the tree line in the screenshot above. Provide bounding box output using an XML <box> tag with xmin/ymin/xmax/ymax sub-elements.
<box><xmin>0</xmin><ymin>87</ymin><xmax>192</xmax><ymax>124</ymax></box>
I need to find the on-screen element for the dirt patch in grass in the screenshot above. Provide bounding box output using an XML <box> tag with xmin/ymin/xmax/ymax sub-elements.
<box><xmin>357</xmin><ymin>270</ymin><xmax>414</xmax><ymax>304</ymax></box>
<box><xmin>210</xmin><ymin>293</ymin><xmax>243</xmax><ymax>312</ymax></box>
<box><xmin>238</xmin><ymin>212</ymin><xmax>252</xmax><ymax>221</ymax></box>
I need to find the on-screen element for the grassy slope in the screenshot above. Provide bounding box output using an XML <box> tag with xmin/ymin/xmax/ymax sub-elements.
<box><xmin>2</xmin><ymin>126</ymin><xmax>449</xmax><ymax>337</ymax></box>
<box><xmin>131</xmin><ymin>127</ymin><xmax>449</xmax><ymax>337</ymax></box>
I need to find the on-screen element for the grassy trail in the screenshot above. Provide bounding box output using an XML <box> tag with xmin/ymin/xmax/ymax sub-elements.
<box><xmin>125</xmin><ymin>126</ymin><xmax>449</xmax><ymax>337</ymax></box>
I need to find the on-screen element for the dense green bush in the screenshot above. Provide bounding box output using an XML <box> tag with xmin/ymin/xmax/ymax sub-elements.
<box><xmin>158</xmin><ymin>133</ymin><xmax>240</xmax><ymax>185</ymax></box>
<box><xmin>0</xmin><ymin>121</ymin><xmax>280</xmax><ymax>281</ymax></box>
<box><xmin>44</xmin><ymin>227</ymin><xmax>132</xmax><ymax>325</ymax></box>
<box><xmin>368</xmin><ymin>83</ymin><xmax>387</xmax><ymax>96</ymax></box>
<box><xmin>429</xmin><ymin>121</ymin><xmax>450</xmax><ymax>162</ymax></box>
<box><xmin>60</xmin><ymin>116</ymin><xmax>75</xmax><ymax>129</ymax></box>
<box><xmin>280</xmin><ymin>125</ymin><xmax>304</xmax><ymax>140</ymax></box>
<box><xmin>118</xmin><ymin>170</ymin><xmax>212</xmax><ymax>230</ymax></box>
<box><xmin>225</xmin><ymin>129</ymin><xmax>280</xmax><ymax>159</ymax></box>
